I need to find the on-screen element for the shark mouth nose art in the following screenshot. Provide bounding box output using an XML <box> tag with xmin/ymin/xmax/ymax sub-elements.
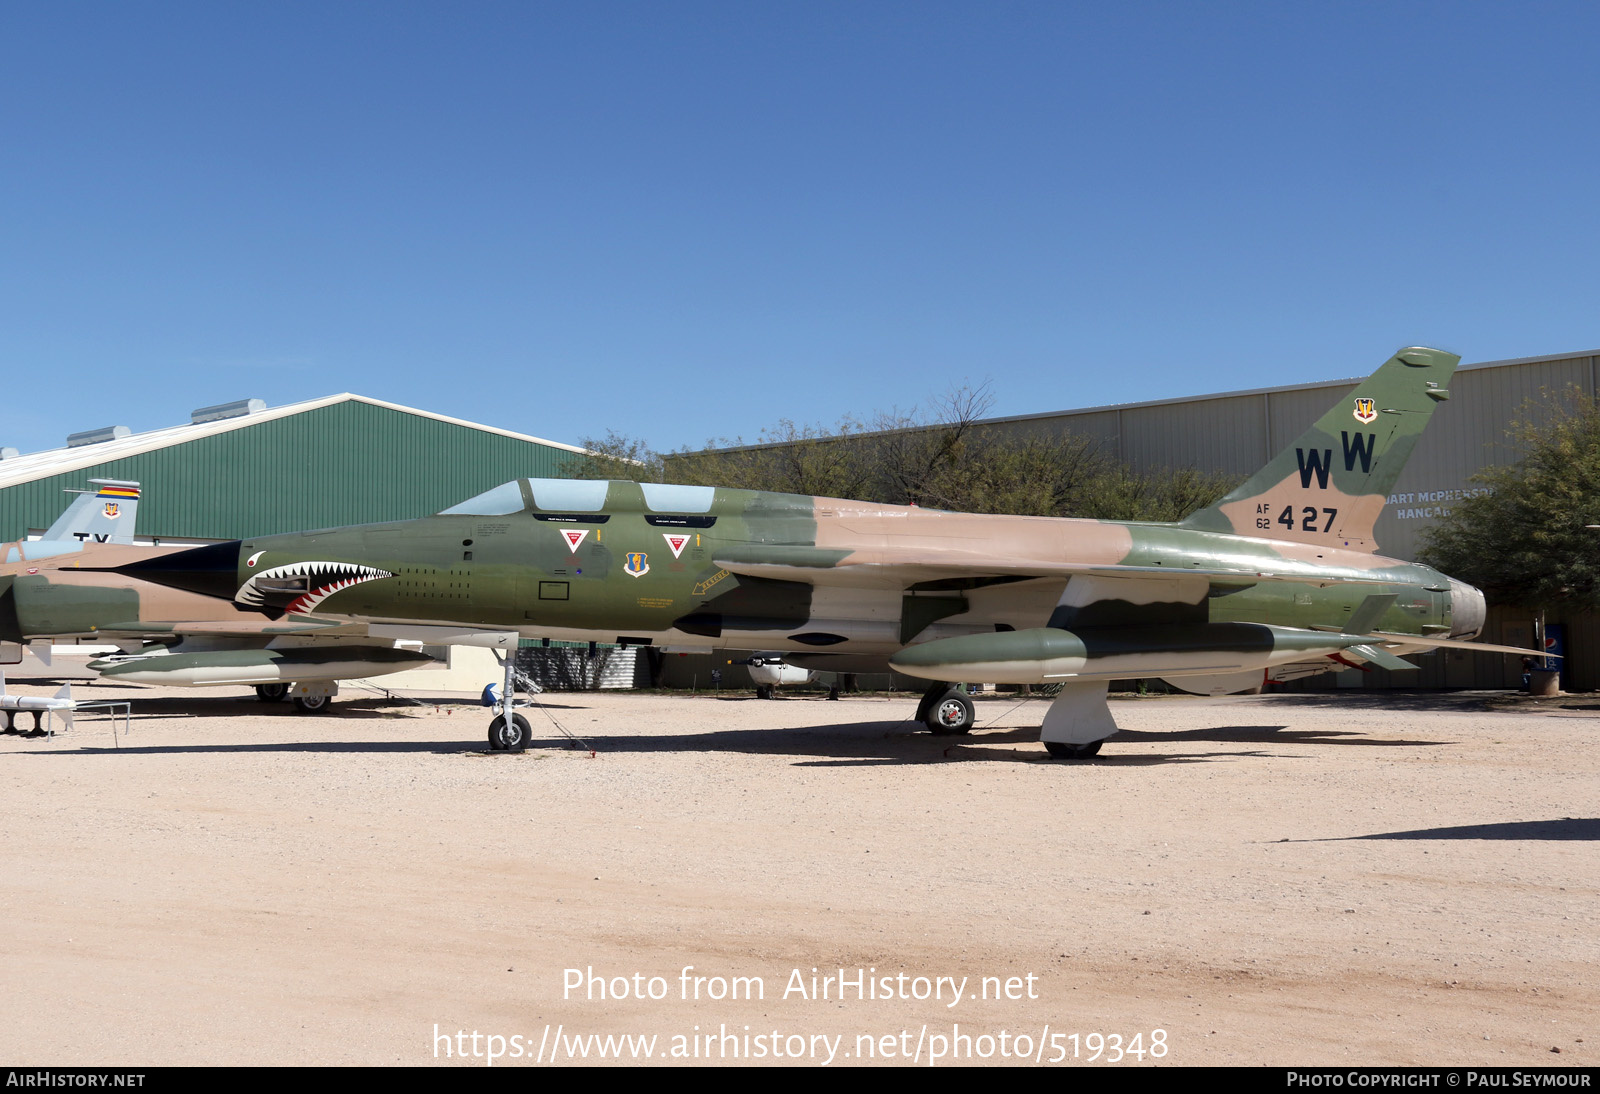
<box><xmin>236</xmin><ymin>561</ymin><xmax>393</xmax><ymax>614</ymax></box>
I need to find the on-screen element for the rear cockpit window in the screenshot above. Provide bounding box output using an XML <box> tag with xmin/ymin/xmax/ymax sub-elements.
<box><xmin>641</xmin><ymin>483</ymin><xmax>715</xmax><ymax>513</ymax></box>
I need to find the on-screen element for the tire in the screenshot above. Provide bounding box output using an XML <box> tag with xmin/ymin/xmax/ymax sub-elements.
<box><xmin>754</xmin><ymin>685</ymin><xmax>774</xmax><ymax>700</ymax></box>
<box><xmin>1044</xmin><ymin>739</ymin><xmax>1102</xmax><ymax>759</ymax></box>
<box><xmin>255</xmin><ymin>683</ymin><xmax>290</xmax><ymax>702</ymax></box>
<box><xmin>488</xmin><ymin>712</ymin><xmax>532</xmax><ymax>752</ymax></box>
<box><xmin>926</xmin><ymin>692</ymin><xmax>975</xmax><ymax>735</ymax></box>
<box><xmin>914</xmin><ymin>681</ymin><xmax>949</xmax><ymax>723</ymax></box>
<box><xmin>292</xmin><ymin>693</ymin><xmax>332</xmax><ymax>714</ymax></box>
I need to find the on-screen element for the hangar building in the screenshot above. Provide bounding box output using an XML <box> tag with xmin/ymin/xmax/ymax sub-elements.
<box><xmin>0</xmin><ymin>394</ymin><xmax>588</xmax><ymax>543</ymax></box>
<box><xmin>0</xmin><ymin>394</ymin><xmax>604</xmax><ymax>692</ymax></box>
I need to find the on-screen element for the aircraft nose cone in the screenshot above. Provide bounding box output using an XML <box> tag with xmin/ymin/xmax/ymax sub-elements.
<box><xmin>113</xmin><ymin>540</ymin><xmax>243</xmax><ymax>602</ymax></box>
<box><xmin>1449</xmin><ymin>577</ymin><xmax>1486</xmax><ymax>639</ymax></box>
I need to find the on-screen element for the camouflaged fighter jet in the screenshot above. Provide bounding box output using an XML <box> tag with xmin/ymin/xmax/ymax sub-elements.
<box><xmin>104</xmin><ymin>347</ymin><xmax>1533</xmax><ymax>756</ymax></box>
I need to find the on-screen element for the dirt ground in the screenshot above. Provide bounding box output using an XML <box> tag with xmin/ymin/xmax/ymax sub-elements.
<box><xmin>0</xmin><ymin>680</ymin><xmax>1594</xmax><ymax>1067</ymax></box>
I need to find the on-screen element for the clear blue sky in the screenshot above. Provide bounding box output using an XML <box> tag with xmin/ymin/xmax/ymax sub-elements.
<box><xmin>3</xmin><ymin>1</ymin><xmax>1597</xmax><ymax>458</ymax></box>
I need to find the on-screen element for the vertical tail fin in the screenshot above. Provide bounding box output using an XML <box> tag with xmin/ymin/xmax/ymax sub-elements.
<box><xmin>1180</xmin><ymin>347</ymin><xmax>1459</xmax><ymax>552</ymax></box>
<box><xmin>41</xmin><ymin>480</ymin><xmax>141</xmax><ymax>545</ymax></box>
<box><xmin>52</xmin><ymin>682</ymin><xmax>74</xmax><ymax>735</ymax></box>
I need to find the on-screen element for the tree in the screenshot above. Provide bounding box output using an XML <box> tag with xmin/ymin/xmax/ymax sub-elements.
<box><xmin>565</xmin><ymin>386</ymin><xmax>1238</xmax><ymax>522</ymax></box>
<box><xmin>562</xmin><ymin>430</ymin><xmax>665</xmax><ymax>482</ymax></box>
<box><xmin>1418</xmin><ymin>387</ymin><xmax>1600</xmax><ymax>611</ymax></box>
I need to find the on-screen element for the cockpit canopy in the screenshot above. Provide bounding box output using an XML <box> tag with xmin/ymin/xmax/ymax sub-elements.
<box><xmin>436</xmin><ymin>479</ymin><xmax>716</xmax><ymax>516</ymax></box>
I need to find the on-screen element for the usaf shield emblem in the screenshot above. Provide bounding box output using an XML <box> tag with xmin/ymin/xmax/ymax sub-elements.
<box><xmin>1353</xmin><ymin>397</ymin><xmax>1377</xmax><ymax>424</ymax></box>
<box><xmin>624</xmin><ymin>551</ymin><xmax>650</xmax><ymax>578</ymax></box>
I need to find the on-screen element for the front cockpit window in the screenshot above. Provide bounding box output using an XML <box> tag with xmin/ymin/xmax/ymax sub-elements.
<box><xmin>438</xmin><ymin>481</ymin><xmax>528</xmax><ymax>516</ymax></box>
<box><xmin>528</xmin><ymin>478</ymin><xmax>609</xmax><ymax>512</ymax></box>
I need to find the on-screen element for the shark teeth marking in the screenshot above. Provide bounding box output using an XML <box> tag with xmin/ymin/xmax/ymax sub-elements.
<box><xmin>236</xmin><ymin>561</ymin><xmax>394</xmax><ymax>613</ymax></box>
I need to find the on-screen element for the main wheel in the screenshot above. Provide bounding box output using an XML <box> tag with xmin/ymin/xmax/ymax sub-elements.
<box><xmin>1044</xmin><ymin>739</ymin><xmax>1102</xmax><ymax>759</ymax></box>
<box><xmin>914</xmin><ymin>681</ymin><xmax>950</xmax><ymax>723</ymax></box>
<box><xmin>292</xmin><ymin>693</ymin><xmax>332</xmax><ymax>714</ymax></box>
<box><xmin>754</xmin><ymin>685</ymin><xmax>774</xmax><ymax>700</ymax></box>
<box><xmin>926</xmin><ymin>692</ymin><xmax>975</xmax><ymax>735</ymax></box>
<box><xmin>255</xmin><ymin>683</ymin><xmax>290</xmax><ymax>702</ymax></box>
<box><xmin>487</xmin><ymin>712</ymin><xmax>532</xmax><ymax>752</ymax></box>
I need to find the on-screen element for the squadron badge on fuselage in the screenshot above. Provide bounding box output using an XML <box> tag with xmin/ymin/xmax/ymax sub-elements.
<box><xmin>624</xmin><ymin>551</ymin><xmax>650</xmax><ymax>578</ymax></box>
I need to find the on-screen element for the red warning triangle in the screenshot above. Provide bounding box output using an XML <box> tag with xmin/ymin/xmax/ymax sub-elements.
<box><xmin>663</xmin><ymin>533</ymin><xmax>690</xmax><ymax>558</ymax></box>
<box><xmin>561</xmin><ymin>529</ymin><xmax>589</xmax><ymax>553</ymax></box>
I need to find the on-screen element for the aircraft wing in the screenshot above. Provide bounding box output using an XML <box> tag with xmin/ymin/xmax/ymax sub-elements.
<box><xmin>1364</xmin><ymin>632</ymin><xmax>1556</xmax><ymax>657</ymax></box>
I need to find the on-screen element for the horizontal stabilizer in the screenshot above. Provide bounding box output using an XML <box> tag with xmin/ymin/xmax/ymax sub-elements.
<box><xmin>1364</xmin><ymin>632</ymin><xmax>1557</xmax><ymax>657</ymax></box>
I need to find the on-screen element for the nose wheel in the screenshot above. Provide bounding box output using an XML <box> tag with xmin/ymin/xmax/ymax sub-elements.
<box><xmin>488</xmin><ymin>711</ymin><xmax>532</xmax><ymax>752</ymax></box>
<box><xmin>485</xmin><ymin>649</ymin><xmax>534</xmax><ymax>752</ymax></box>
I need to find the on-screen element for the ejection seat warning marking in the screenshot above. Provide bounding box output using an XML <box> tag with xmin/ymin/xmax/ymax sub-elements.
<box><xmin>663</xmin><ymin>533</ymin><xmax>690</xmax><ymax>558</ymax></box>
<box><xmin>538</xmin><ymin>582</ymin><xmax>570</xmax><ymax>600</ymax></box>
<box><xmin>561</xmin><ymin>529</ymin><xmax>588</xmax><ymax>552</ymax></box>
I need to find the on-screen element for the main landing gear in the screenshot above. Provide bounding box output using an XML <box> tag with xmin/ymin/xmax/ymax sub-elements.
<box><xmin>1043</xmin><ymin>739</ymin><xmax>1102</xmax><ymax>759</ymax></box>
<box><xmin>915</xmin><ymin>682</ymin><xmax>976</xmax><ymax>735</ymax></box>
<box><xmin>1039</xmin><ymin>681</ymin><xmax>1116</xmax><ymax>760</ymax></box>
<box><xmin>911</xmin><ymin>679</ymin><xmax>1117</xmax><ymax>757</ymax></box>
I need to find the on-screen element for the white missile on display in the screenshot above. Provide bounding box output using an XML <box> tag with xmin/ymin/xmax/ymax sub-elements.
<box><xmin>0</xmin><ymin>669</ymin><xmax>77</xmax><ymax>734</ymax></box>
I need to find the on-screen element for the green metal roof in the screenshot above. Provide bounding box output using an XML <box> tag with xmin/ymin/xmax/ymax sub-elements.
<box><xmin>0</xmin><ymin>395</ymin><xmax>590</xmax><ymax>542</ymax></box>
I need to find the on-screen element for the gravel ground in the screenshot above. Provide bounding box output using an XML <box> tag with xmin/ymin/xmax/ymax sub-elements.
<box><xmin>1</xmin><ymin>681</ymin><xmax>1594</xmax><ymax>1067</ymax></box>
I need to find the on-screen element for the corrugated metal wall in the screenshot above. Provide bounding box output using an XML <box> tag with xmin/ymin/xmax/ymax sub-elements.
<box><xmin>0</xmin><ymin>400</ymin><xmax>584</xmax><ymax>541</ymax></box>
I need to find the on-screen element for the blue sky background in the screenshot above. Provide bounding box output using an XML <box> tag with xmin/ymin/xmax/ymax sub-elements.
<box><xmin>3</xmin><ymin>1</ymin><xmax>1597</xmax><ymax>458</ymax></box>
